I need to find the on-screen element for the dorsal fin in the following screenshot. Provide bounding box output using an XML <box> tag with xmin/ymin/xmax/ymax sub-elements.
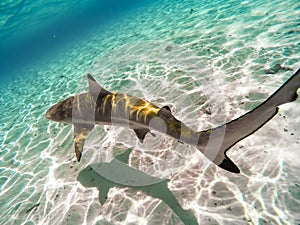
<box><xmin>87</xmin><ymin>74</ymin><xmax>111</xmax><ymax>99</ymax></box>
<box><xmin>158</xmin><ymin>105</ymin><xmax>172</xmax><ymax>118</ymax></box>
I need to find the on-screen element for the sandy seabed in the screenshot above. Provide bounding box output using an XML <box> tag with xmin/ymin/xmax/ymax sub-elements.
<box><xmin>0</xmin><ymin>0</ymin><xmax>300</xmax><ymax>224</ymax></box>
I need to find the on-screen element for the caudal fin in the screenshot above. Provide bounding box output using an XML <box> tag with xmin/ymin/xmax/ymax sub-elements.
<box><xmin>197</xmin><ymin>68</ymin><xmax>300</xmax><ymax>173</ymax></box>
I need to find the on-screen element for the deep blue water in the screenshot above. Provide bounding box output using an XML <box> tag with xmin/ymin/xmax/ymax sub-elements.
<box><xmin>0</xmin><ymin>0</ymin><xmax>156</xmax><ymax>83</ymax></box>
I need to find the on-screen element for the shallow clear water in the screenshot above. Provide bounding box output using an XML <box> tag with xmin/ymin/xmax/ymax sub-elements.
<box><xmin>0</xmin><ymin>0</ymin><xmax>300</xmax><ymax>224</ymax></box>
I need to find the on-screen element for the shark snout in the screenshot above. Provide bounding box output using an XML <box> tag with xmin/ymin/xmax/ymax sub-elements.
<box><xmin>45</xmin><ymin>107</ymin><xmax>62</xmax><ymax>122</ymax></box>
<box><xmin>45</xmin><ymin>101</ymin><xmax>72</xmax><ymax>123</ymax></box>
<box><xmin>45</xmin><ymin>109</ymin><xmax>51</xmax><ymax>120</ymax></box>
<box><xmin>45</xmin><ymin>105</ymin><xmax>60</xmax><ymax>121</ymax></box>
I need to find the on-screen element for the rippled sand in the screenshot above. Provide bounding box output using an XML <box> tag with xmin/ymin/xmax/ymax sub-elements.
<box><xmin>0</xmin><ymin>0</ymin><xmax>299</xmax><ymax>224</ymax></box>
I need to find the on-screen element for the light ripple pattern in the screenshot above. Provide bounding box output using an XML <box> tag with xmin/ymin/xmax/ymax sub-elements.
<box><xmin>0</xmin><ymin>0</ymin><xmax>299</xmax><ymax>224</ymax></box>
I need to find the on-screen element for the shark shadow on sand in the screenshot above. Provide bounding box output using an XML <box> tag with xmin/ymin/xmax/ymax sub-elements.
<box><xmin>77</xmin><ymin>148</ymin><xmax>198</xmax><ymax>225</ymax></box>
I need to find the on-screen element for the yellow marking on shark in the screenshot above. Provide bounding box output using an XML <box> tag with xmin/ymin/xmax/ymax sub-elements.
<box><xmin>76</xmin><ymin>95</ymin><xmax>82</xmax><ymax>116</ymax></box>
<box><xmin>124</xmin><ymin>95</ymin><xmax>131</xmax><ymax>115</ymax></box>
<box><xmin>129</xmin><ymin>100</ymin><xmax>147</xmax><ymax>118</ymax></box>
<box><xmin>142</xmin><ymin>106</ymin><xmax>159</xmax><ymax>123</ymax></box>
<box><xmin>111</xmin><ymin>93</ymin><xmax>117</xmax><ymax>113</ymax></box>
<box><xmin>180</xmin><ymin>126</ymin><xmax>193</xmax><ymax>137</ymax></box>
<box><xmin>115</xmin><ymin>94</ymin><xmax>131</xmax><ymax>115</ymax></box>
<box><xmin>128</xmin><ymin>101</ymin><xmax>160</xmax><ymax>123</ymax></box>
<box><xmin>102</xmin><ymin>94</ymin><xmax>111</xmax><ymax>114</ymax></box>
<box><xmin>85</xmin><ymin>94</ymin><xmax>94</xmax><ymax>104</ymax></box>
<box><xmin>74</xmin><ymin>129</ymin><xmax>90</xmax><ymax>161</ymax></box>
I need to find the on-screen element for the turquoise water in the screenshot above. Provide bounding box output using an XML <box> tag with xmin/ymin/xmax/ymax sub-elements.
<box><xmin>0</xmin><ymin>0</ymin><xmax>300</xmax><ymax>224</ymax></box>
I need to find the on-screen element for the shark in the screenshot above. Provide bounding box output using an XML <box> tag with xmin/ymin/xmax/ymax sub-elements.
<box><xmin>45</xmin><ymin>68</ymin><xmax>300</xmax><ymax>173</ymax></box>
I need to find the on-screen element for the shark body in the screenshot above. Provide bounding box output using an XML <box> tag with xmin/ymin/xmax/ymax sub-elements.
<box><xmin>46</xmin><ymin>69</ymin><xmax>300</xmax><ymax>173</ymax></box>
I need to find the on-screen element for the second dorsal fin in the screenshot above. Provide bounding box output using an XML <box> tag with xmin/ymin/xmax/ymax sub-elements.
<box><xmin>162</xmin><ymin>105</ymin><xmax>171</xmax><ymax>111</ymax></box>
<box><xmin>158</xmin><ymin>106</ymin><xmax>172</xmax><ymax>118</ymax></box>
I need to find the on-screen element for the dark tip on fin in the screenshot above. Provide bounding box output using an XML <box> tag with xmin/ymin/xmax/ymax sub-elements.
<box><xmin>74</xmin><ymin>139</ymin><xmax>83</xmax><ymax>162</ymax></box>
<box><xmin>76</xmin><ymin>148</ymin><xmax>82</xmax><ymax>162</ymax></box>
<box><xmin>87</xmin><ymin>74</ymin><xmax>96</xmax><ymax>82</ymax></box>
<box><xmin>74</xmin><ymin>124</ymin><xmax>93</xmax><ymax>162</ymax></box>
<box><xmin>162</xmin><ymin>105</ymin><xmax>171</xmax><ymax>111</ymax></box>
<box><xmin>158</xmin><ymin>105</ymin><xmax>173</xmax><ymax>118</ymax></box>
<box><xmin>87</xmin><ymin>74</ymin><xmax>111</xmax><ymax>98</ymax></box>
<box><xmin>133</xmin><ymin>128</ymin><xmax>150</xmax><ymax>143</ymax></box>
<box><xmin>218</xmin><ymin>157</ymin><xmax>240</xmax><ymax>174</ymax></box>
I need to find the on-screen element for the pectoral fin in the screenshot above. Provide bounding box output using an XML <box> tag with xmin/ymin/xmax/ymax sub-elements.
<box><xmin>133</xmin><ymin>128</ymin><xmax>151</xmax><ymax>143</ymax></box>
<box><xmin>74</xmin><ymin>124</ymin><xmax>94</xmax><ymax>161</ymax></box>
<box><xmin>99</xmin><ymin>185</ymin><xmax>110</xmax><ymax>205</ymax></box>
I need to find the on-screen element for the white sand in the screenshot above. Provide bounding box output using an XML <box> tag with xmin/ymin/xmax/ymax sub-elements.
<box><xmin>0</xmin><ymin>0</ymin><xmax>299</xmax><ymax>224</ymax></box>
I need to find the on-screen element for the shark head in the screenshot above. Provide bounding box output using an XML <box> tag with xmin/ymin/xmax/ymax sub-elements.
<box><xmin>45</xmin><ymin>74</ymin><xmax>112</xmax><ymax>161</ymax></box>
<box><xmin>45</xmin><ymin>96</ymin><xmax>74</xmax><ymax>123</ymax></box>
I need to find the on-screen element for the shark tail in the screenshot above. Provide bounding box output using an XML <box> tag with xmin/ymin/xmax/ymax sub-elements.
<box><xmin>197</xmin><ymin>68</ymin><xmax>300</xmax><ymax>173</ymax></box>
